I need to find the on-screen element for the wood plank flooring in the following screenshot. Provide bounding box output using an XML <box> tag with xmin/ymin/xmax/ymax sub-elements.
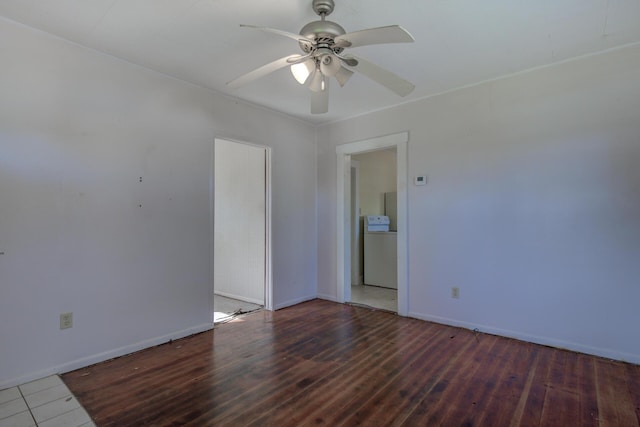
<box><xmin>62</xmin><ymin>299</ymin><xmax>640</xmax><ymax>426</ymax></box>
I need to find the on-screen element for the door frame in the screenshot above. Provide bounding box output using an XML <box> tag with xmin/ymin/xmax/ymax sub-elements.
<box><xmin>210</xmin><ymin>137</ymin><xmax>273</xmax><ymax>319</ymax></box>
<box><xmin>350</xmin><ymin>159</ymin><xmax>362</xmax><ymax>286</ymax></box>
<box><xmin>336</xmin><ymin>132</ymin><xmax>409</xmax><ymax>316</ymax></box>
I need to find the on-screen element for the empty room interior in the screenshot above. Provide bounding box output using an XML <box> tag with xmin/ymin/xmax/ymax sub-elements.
<box><xmin>1</xmin><ymin>1</ymin><xmax>640</xmax><ymax>426</ymax></box>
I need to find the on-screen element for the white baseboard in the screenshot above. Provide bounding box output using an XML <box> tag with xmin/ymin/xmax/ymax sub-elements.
<box><xmin>0</xmin><ymin>322</ymin><xmax>214</xmax><ymax>390</ymax></box>
<box><xmin>316</xmin><ymin>293</ymin><xmax>338</xmax><ymax>302</ymax></box>
<box><xmin>408</xmin><ymin>311</ymin><xmax>640</xmax><ymax>365</ymax></box>
<box><xmin>214</xmin><ymin>291</ymin><xmax>263</xmax><ymax>306</ymax></box>
<box><xmin>273</xmin><ymin>294</ymin><xmax>316</xmax><ymax>310</ymax></box>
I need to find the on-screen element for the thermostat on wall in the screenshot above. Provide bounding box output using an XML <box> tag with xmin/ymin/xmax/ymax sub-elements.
<box><xmin>415</xmin><ymin>175</ymin><xmax>427</xmax><ymax>186</ymax></box>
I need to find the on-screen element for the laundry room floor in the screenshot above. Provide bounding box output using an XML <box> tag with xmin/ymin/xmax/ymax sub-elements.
<box><xmin>350</xmin><ymin>285</ymin><xmax>397</xmax><ymax>312</ymax></box>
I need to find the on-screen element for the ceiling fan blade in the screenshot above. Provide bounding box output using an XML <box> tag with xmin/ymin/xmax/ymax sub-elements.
<box><xmin>240</xmin><ymin>25</ymin><xmax>312</xmax><ymax>44</ymax></box>
<box><xmin>334</xmin><ymin>25</ymin><xmax>414</xmax><ymax>48</ymax></box>
<box><xmin>227</xmin><ymin>54</ymin><xmax>307</xmax><ymax>89</ymax></box>
<box><xmin>345</xmin><ymin>54</ymin><xmax>414</xmax><ymax>97</ymax></box>
<box><xmin>334</xmin><ymin>66</ymin><xmax>353</xmax><ymax>87</ymax></box>
<box><xmin>310</xmin><ymin>81</ymin><xmax>329</xmax><ymax>114</ymax></box>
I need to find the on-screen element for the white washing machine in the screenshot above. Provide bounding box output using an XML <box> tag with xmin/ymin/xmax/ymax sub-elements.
<box><xmin>364</xmin><ymin>216</ymin><xmax>397</xmax><ymax>289</ymax></box>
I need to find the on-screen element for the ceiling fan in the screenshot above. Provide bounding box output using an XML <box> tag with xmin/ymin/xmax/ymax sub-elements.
<box><xmin>227</xmin><ymin>0</ymin><xmax>415</xmax><ymax>114</ymax></box>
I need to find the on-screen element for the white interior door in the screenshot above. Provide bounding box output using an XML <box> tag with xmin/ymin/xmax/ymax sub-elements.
<box><xmin>214</xmin><ymin>138</ymin><xmax>265</xmax><ymax>305</ymax></box>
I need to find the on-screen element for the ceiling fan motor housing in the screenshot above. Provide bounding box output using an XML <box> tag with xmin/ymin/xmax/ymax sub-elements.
<box><xmin>298</xmin><ymin>20</ymin><xmax>346</xmax><ymax>54</ymax></box>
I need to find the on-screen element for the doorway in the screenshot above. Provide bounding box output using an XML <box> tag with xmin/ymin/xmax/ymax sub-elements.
<box><xmin>213</xmin><ymin>138</ymin><xmax>272</xmax><ymax>322</ymax></box>
<box><xmin>336</xmin><ymin>132</ymin><xmax>408</xmax><ymax>316</ymax></box>
<box><xmin>350</xmin><ymin>149</ymin><xmax>398</xmax><ymax>311</ymax></box>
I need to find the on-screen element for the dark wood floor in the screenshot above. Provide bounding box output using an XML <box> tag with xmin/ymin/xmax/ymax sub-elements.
<box><xmin>62</xmin><ymin>299</ymin><xmax>640</xmax><ymax>426</ymax></box>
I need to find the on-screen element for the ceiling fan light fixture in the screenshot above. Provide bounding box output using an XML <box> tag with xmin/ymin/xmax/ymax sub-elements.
<box><xmin>314</xmin><ymin>48</ymin><xmax>340</xmax><ymax>78</ymax></box>
<box><xmin>308</xmin><ymin>68</ymin><xmax>325</xmax><ymax>92</ymax></box>
<box><xmin>290</xmin><ymin>60</ymin><xmax>314</xmax><ymax>84</ymax></box>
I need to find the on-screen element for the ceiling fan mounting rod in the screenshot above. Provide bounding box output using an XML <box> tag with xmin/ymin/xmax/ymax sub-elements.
<box><xmin>312</xmin><ymin>0</ymin><xmax>335</xmax><ymax>18</ymax></box>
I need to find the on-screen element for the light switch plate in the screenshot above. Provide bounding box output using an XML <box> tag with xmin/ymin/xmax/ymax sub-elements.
<box><xmin>415</xmin><ymin>175</ymin><xmax>427</xmax><ymax>186</ymax></box>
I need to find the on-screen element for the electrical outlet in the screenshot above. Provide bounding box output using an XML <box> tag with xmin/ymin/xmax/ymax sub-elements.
<box><xmin>60</xmin><ymin>312</ymin><xmax>73</xmax><ymax>330</ymax></box>
<box><xmin>451</xmin><ymin>287</ymin><xmax>460</xmax><ymax>299</ymax></box>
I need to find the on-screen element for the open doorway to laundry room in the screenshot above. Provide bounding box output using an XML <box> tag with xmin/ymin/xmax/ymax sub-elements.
<box><xmin>336</xmin><ymin>132</ymin><xmax>409</xmax><ymax>316</ymax></box>
<box><xmin>213</xmin><ymin>138</ymin><xmax>272</xmax><ymax>323</ymax></box>
<box><xmin>350</xmin><ymin>148</ymin><xmax>398</xmax><ymax>312</ymax></box>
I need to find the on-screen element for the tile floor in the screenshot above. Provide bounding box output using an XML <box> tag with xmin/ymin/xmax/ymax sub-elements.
<box><xmin>0</xmin><ymin>376</ymin><xmax>94</xmax><ymax>427</ymax></box>
<box><xmin>213</xmin><ymin>294</ymin><xmax>263</xmax><ymax>323</ymax></box>
<box><xmin>350</xmin><ymin>284</ymin><xmax>397</xmax><ymax>312</ymax></box>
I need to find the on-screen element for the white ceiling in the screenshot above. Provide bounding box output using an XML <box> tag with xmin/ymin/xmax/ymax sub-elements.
<box><xmin>2</xmin><ymin>0</ymin><xmax>640</xmax><ymax>124</ymax></box>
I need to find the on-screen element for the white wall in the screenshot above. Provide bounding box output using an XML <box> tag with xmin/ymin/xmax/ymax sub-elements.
<box><xmin>352</xmin><ymin>149</ymin><xmax>396</xmax><ymax>216</ymax></box>
<box><xmin>317</xmin><ymin>44</ymin><xmax>640</xmax><ymax>363</ymax></box>
<box><xmin>214</xmin><ymin>139</ymin><xmax>265</xmax><ymax>305</ymax></box>
<box><xmin>0</xmin><ymin>19</ymin><xmax>317</xmax><ymax>388</ymax></box>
